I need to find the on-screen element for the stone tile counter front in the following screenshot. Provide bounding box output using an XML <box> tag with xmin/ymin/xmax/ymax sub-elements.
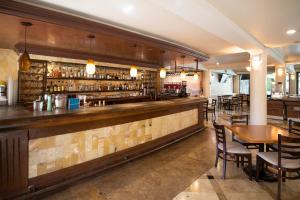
<box><xmin>29</xmin><ymin>109</ymin><xmax>198</xmax><ymax>178</ymax></box>
<box><xmin>0</xmin><ymin>97</ymin><xmax>205</xmax><ymax>199</ymax></box>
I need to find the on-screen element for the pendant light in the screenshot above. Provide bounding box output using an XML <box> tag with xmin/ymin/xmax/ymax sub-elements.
<box><xmin>160</xmin><ymin>68</ymin><xmax>166</xmax><ymax>78</ymax></box>
<box><xmin>86</xmin><ymin>34</ymin><xmax>96</xmax><ymax>75</ymax></box>
<box><xmin>194</xmin><ymin>59</ymin><xmax>199</xmax><ymax>80</ymax></box>
<box><xmin>19</xmin><ymin>22</ymin><xmax>32</xmax><ymax>72</ymax></box>
<box><xmin>130</xmin><ymin>65</ymin><xmax>138</xmax><ymax>77</ymax></box>
<box><xmin>159</xmin><ymin>51</ymin><xmax>166</xmax><ymax>78</ymax></box>
<box><xmin>180</xmin><ymin>55</ymin><xmax>186</xmax><ymax>80</ymax></box>
<box><xmin>130</xmin><ymin>44</ymin><xmax>138</xmax><ymax>78</ymax></box>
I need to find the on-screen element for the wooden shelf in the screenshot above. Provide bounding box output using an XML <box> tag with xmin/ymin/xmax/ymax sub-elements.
<box><xmin>47</xmin><ymin>77</ymin><xmax>142</xmax><ymax>81</ymax></box>
<box><xmin>46</xmin><ymin>90</ymin><xmax>142</xmax><ymax>94</ymax></box>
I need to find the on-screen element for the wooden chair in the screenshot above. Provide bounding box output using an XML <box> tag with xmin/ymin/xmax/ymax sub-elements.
<box><xmin>229</xmin><ymin>97</ymin><xmax>239</xmax><ymax>111</ymax></box>
<box><xmin>217</xmin><ymin>96</ymin><xmax>222</xmax><ymax>110</ymax></box>
<box><xmin>203</xmin><ymin>100</ymin><xmax>208</xmax><ymax>121</ymax></box>
<box><xmin>230</xmin><ymin>114</ymin><xmax>260</xmax><ymax>150</ymax></box>
<box><xmin>238</xmin><ymin>96</ymin><xmax>243</xmax><ymax>111</ymax></box>
<box><xmin>207</xmin><ymin>99</ymin><xmax>217</xmax><ymax>120</ymax></box>
<box><xmin>213</xmin><ymin>121</ymin><xmax>252</xmax><ymax>180</ymax></box>
<box><xmin>256</xmin><ymin>135</ymin><xmax>300</xmax><ymax>200</ymax></box>
<box><xmin>269</xmin><ymin>119</ymin><xmax>300</xmax><ymax>151</ymax></box>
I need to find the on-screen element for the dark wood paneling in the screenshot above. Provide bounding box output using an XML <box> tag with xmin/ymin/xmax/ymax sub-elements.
<box><xmin>285</xmin><ymin>100</ymin><xmax>300</xmax><ymax>119</ymax></box>
<box><xmin>267</xmin><ymin>100</ymin><xmax>284</xmax><ymax>117</ymax></box>
<box><xmin>0</xmin><ymin>130</ymin><xmax>28</xmax><ymax>199</ymax></box>
<box><xmin>28</xmin><ymin>124</ymin><xmax>204</xmax><ymax>199</ymax></box>
<box><xmin>0</xmin><ymin>0</ymin><xmax>208</xmax><ymax>68</ymax></box>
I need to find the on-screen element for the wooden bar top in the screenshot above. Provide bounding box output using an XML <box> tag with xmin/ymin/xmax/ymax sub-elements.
<box><xmin>0</xmin><ymin>97</ymin><xmax>206</xmax><ymax>131</ymax></box>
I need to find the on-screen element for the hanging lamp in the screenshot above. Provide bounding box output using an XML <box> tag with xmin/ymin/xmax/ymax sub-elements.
<box><xmin>180</xmin><ymin>55</ymin><xmax>186</xmax><ymax>80</ymax></box>
<box><xmin>194</xmin><ymin>59</ymin><xmax>199</xmax><ymax>80</ymax></box>
<box><xmin>86</xmin><ymin>34</ymin><xmax>96</xmax><ymax>75</ymax></box>
<box><xmin>130</xmin><ymin>44</ymin><xmax>138</xmax><ymax>78</ymax></box>
<box><xmin>159</xmin><ymin>51</ymin><xmax>166</xmax><ymax>79</ymax></box>
<box><xmin>19</xmin><ymin>22</ymin><xmax>32</xmax><ymax>72</ymax></box>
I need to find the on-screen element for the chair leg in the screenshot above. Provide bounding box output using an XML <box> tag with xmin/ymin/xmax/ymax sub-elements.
<box><xmin>282</xmin><ymin>171</ymin><xmax>286</xmax><ymax>182</ymax></box>
<box><xmin>277</xmin><ymin>168</ymin><xmax>282</xmax><ymax>200</ymax></box>
<box><xmin>222</xmin><ymin>152</ymin><xmax>227</xmax><ymax>179</ymax></box>
<box><xmin>241</xmin><ymin>156</ymin><xmax>244</xmax><ymax>167</ymax></box>
<box><xmin>248</xmin><ymin>155</ymin><xmax>252</xmax><ymax>181</ymax></box>
<box><xmin>215</xmin><ymin>149</ymin><xmax>219</xmax><ymax>168</ymax></box>
<box><xmin>236</xmin><ymin>155</ymin><xmax>239</xmax><ymax>168</ymax></box>
<box><xmin>256</xmin><ymin>155</ymin><xmax>261</xmax><ymax>180</ymax></box>
<box><xmin>206</xmin><ymin>112</ymin><xmax>208</xmax><ymax>121</ymax></box>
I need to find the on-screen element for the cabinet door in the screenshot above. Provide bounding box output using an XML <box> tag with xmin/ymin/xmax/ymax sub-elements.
<box><xmin>0</xmin><ymin>130</ymin><xmax>28</xmax><ymax>199</ymax></box>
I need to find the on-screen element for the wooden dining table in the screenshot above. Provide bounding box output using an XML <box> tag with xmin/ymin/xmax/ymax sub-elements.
<box><xmin>225</xmin><ymin>124</ymin><xmax>290</xmax><ymax>181</ymax></box>
<box><xmin>225</xmin><ymin>124</ymin><xmax>290</xmax><ymax>151</ymax></box>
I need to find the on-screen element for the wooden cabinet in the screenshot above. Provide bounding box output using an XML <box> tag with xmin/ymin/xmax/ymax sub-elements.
<box><xmin>0</xmin><ymin>130</ymin><xmax>28</xmax><ymax>199</ymax></box>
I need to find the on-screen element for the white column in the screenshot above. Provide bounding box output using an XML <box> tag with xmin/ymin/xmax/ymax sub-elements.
<box><xmin>250</xmin><ymin>52</ymin><xmax>267</xmax><ymax>125</ymax></box>
<box><xmin>203</xmin><ymin>70</ymin><xmax>211</xmax><ymax>97</ymax></box>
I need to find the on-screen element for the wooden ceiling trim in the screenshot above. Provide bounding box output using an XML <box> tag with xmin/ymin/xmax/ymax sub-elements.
<box><xmin>0</xmin><ymin>0</ymin><xmax>208</xmax><ymax>61</ymax></box>
<box><xmin>15</xmin><ymin>43</ymin><xmax>159</xmax><ymax>68</ymax></box>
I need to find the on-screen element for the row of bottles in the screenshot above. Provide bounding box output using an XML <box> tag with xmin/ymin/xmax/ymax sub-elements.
<box><xmin>47</xmin><ymin>81</ymin><xmax>145</xmax><ymax>93</ymax></box>
<box><xmin>48</xmin><ymin>65</ymin><xmax>144</xmax><ymax>80</ymax></box>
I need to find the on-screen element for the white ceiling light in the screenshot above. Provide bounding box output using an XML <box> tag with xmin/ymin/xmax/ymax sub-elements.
<box><xmin>216</xmin><ymin>62</ymin><xmax>220</xmax><ymax>66</ymax></box>
<box><xmin>122</xmin><ymin>4</ymin><xmax>134</xmax><ymax>14</ymax></box>
<box><xmin>286</xmin><ymin>29</ymin><xmax>296</xmax><ymax>35</ymax></box>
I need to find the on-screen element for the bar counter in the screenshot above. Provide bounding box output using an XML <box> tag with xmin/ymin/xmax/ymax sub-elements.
<box><xmin>0</xmin><ymin>97</ymin><xmax>206</xmax><ymax>199</ymax></box>
<box><xmin>267</xmin><ymin>97</ymin><xmax>300</xmax><ymax>120</ymax></box>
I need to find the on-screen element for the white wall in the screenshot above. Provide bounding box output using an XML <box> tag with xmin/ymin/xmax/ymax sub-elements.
<box><xmin>163</xmin><ymin>74</ymin><xmax>201</xmax><ymax>96</ymax></box>
<box><xmin>210</xmin><ymin>73</ymin><xmax>233</xmax><ymax>96</ymax></box>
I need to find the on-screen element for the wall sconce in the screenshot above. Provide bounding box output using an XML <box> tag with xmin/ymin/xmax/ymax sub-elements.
<box><xmin>246</xmin><ymin>66</ymin><xmax>251</xmax><ymax>72</ymax></box>
<box><xmin>251</xmin><ymin>55</ymin><xmax>262</xmax><ymax>69</ymax></box>
<box><xmin>291</xmin><ymin>74</ymin><xmax>295</xmax><ymax>80</ymax></box>
<box><xmin>277</xmin><ymin>68</ymin><xmax>283</xmax><ymax>77</ymax></box>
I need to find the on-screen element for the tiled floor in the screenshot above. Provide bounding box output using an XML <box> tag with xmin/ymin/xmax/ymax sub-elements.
<box><xmin>42</xmin><ymin>108</ymin><xmax>300</xmax><ymax>200</ymax></box>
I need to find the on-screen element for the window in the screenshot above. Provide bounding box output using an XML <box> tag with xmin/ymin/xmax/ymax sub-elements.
<box><xmin>298</xmin><ymin>72</ymin><xmax>300</xmax><ymax>94</ymax></box>
<box><xmin>239</xmin><ymin>74</ymin><xmax>250</xmax><ymax>94</ymax></box>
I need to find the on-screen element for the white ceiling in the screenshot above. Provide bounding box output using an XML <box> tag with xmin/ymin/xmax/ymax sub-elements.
<box><xmin>18</xmin><ymin>0</ymin><xmax>300</xmax><ymax>70</ymax></box>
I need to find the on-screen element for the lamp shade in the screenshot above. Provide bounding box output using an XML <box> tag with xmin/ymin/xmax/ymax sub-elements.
<box><xmin>193</xmin><ymin>73</ymin><xmax>199</xmax><ymax>80</ymax></box>
<box><xmin>86</xmin><ymin>59</ymin><xmax>96</xmax><ymax>75</ymax></box>
<box><xmin>180</xmin><ymin>71</ymin><xmax>186</xmax><ymax>80</ymax></box>
<box><xmin>160</xmin><ymin>68</ymin><xmax>166</xmax><ymax>78</ymax></box>
<box><xmin>130</xmin><ymin>66</ymin><xmax>137</xmax><ymax>77</ymax></box>
<box><xmin>19</xmin><ymin>50</ymin><xmax>31</xmax><ymax>72</ymax></box>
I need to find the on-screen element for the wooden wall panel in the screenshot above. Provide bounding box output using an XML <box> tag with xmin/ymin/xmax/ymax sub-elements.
<box><xmin>0</xmin><ymin>130</ymin><xmax>28</xmax><ymax>199</ymax></box>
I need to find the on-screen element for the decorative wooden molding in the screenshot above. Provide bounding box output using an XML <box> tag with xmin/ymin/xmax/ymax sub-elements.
<box><xmin>15</xmin><ymin>43</ymin><xmax>159</xmax><ymax>68</ymax></box>
<box><xmin>0</xmin><ymin>0</ymin><xmax>208</xmax><ymax>62</ymax></box>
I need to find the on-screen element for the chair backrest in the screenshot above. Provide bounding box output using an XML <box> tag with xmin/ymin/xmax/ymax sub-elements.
<box><xmin>278</xmin><ymin>135</ymin><xmax>300</xmax><ymax>169</ymax></box>
<box><xmin>230</xmin><ymin>114</ymin><xmax>249</xmax><ymax>125</ymax></box>
<box><xmin>203</xmin><ymin>101</ymin><xmax>208</xmax><ymax>108</ymax></box>
<box><xmin>289</xmin><ymin>120</ymin><xmax>300</xmax><ymax>136</ymax></box>
<box><xmin>231</xmin><ymin>97</ymin><xmax>239</xmax><ymax>103</ymax></box>
<box><xmin>211</xmin><ymin>99</ymin><xmax>217</xmax><ymax>107</ymax></box>
<box><xmin>213</xmin><ymin>121</ymin><xmax>226</xmax><ymax>150</ymax></box>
